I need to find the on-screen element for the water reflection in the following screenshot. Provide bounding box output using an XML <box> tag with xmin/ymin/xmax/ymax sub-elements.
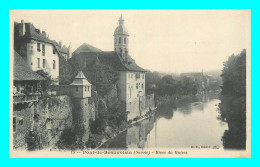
<box><xmin>102</xmin><ymin>115</ymin><xmax>155</xmax><ymax>149</ymax></box>
<box><xmin>102</xmin><ymin>93</ymin><xmax>228</xmax><ymax>149</ymax></box>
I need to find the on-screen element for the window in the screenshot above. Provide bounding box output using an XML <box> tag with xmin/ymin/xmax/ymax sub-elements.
<box><xmin>142</xmin><ymin>74</ymin><xmax>145</xmax><ymax>79</ymax></box>
<box><xmin>119</xmin><ymin>37</ymin><xmax>122</xmax><ymax>44</ymax></box>
<box><xmin>53</xmin><ymin>49</ymin><xmax>56</xmax><ymax>54</ymax></box>
<box><xmin>85</xmin><ymin>86</ymin><xmax>86</xmax><ymax>91</ymax></box>
<box><xmin>136</xmin><ymin>73</ymin><xmax>140</xmax><ymax>79</ymax></box>
<box><xmin>43</xmin><ymin>59</ymin><xmax>46</xmax><ymax>68</ymax></box>
<box><xmin>37</xmin><ymin>43</ymin><xmax>41</xmax><ymax>51</ymax></box>
<box><xmin>136</xmin><ymin>83</ymin><xmax>138</xmax><ymax>89</ymax></box>
<box><xmin>19</xmin><ymin>119</ymin><xmax>23</xmax><ymax>126</ymax></box>
<box><xmin>13</xmin><ymin>117</ymin><xmax>16</xmax><ymax>132</ymax></box>
<box><xmin>131</xmin><ymin>74</ymin><xmax>134</xmax><ymax>79</ymax></box>
<box><xmin>53</xmin><ymin>60</ymin><xmax>56</xmax><ymax>69</ymax></box>
<box><xmin>34</xmin><ymin>114</ymin><xmax>39</xmax><ymax>122</ymax></box>
<box><xmin>88</xmin><ymin>86</ymin><xmax>90</xmax><ymax>91</ymax></box>
<box><xmin>37</xmin><ymin>58</ymin><xmax>40</xmax><ymax>68</ymax></box>
<box><xmin>115</xmin><ymin>38</ymin><xmax>117</xmax><ymax>44</ymax></box>
<box><xmin>124</xmin><ymin>38</ymin><xmax>126</xmax><ymax>44</ymax></box>
<box><xmin>142</xmin><ymin>83</ymin><xmax>144</xmax><ymax>89</ymax></box>
<box><xmin>42</xmin><ymin>44</ymin><xmax>45</xmax><ymax>56</ymax></box>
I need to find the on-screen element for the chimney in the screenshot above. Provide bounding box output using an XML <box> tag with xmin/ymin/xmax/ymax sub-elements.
<box><xmin>19</xmin><ymin>20</ymin><xmax>26</xmax><ymax>36</ymax></box>
<box><xmin>59</xmin><ymin>41</ymin><xmax>62</xmax><ymax>48</ymax></box>
<box><xmin>42</xmin><ymin>31</ymin><xmax>46</xmax><ymax>37</ymax></box>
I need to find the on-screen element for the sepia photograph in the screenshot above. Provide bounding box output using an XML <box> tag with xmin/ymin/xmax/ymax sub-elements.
<box><xmin>9</xmin><ymin>10</ymin><xmax>251</xmax><ymax>158</ymax></box>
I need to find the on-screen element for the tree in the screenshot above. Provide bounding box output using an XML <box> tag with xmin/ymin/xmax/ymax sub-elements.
<box><xmin>219</xmin><ymin>49</ymin><xmax>246</xmax><ymax>149</ymax></box>
<box><xmin>36</xmin><ymin>70</ymin><xmax>53</xmax><ymax>91</ymax></box>
<box><xmin>83</xmin><ymin>64</ymin><xmax>119</xmax><ymax>96</ymax></box>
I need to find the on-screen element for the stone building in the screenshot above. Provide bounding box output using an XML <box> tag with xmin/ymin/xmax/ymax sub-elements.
<box><xmin>70</xmin><ymin>71</ymin><xmax>92</xmax><ymax>142</ymax></box>
<box><xmin>180</xmin><ymin>71</ymin><xmax>210</xmax><ymax>92</ymax></box>
<box><xmin>13</xmin><ymin>51</ymin><xmax>73</xmax><ymax>150</ymax></box>
<box><xmin>53</xmin><ymin>41</ymin><xmax>72</xmax><ymax>61</ymax></box>
<box><xmin>72</xmin><ymin>15</ymin><xmax>148</xmax><ymax>120</ymax></box>
<box><xmin>14</xmin><ymin>20</ymin><xmax>61</xmax><ymax>84</ymax></box>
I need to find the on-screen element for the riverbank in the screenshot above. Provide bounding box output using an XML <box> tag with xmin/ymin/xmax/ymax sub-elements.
<box><xmin>99</xmin><ymin>93</ymin><xmax>227</xmax><ymax>149</ymax></box>
<box><xmin>155</xmin><ymin>90</ymin><xmax>221</xmax><ymax>107</ymax></box>
<box><xmin>92</xmin><ymin>108</ymin><xmax>157</xmax><ymax>149</ymax></box>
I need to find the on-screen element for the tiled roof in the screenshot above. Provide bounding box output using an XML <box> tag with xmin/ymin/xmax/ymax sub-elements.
<box><xmin>23</xmin><ymin>23</ymin><xmax>54</xmax><ymax>44</ymax></box>
<box><xmin>13</xmin><ymin>51</ymin><xmax>45</xmax><ymax>81</ymax></box>
<box><xmin>70</xmin><ymin>71</ymin><xmax>91</xmax><ymax>86</ymax></box>
<box><xmin>72</xmin><ymin>51</ymin><xmax>146</xmax><ymax>72</ymax></box>
<box><xmin>73</xmin><ymin>43</ymin><xmax>102</xmax><ymax>54</ymax></box>
<box><xmin>14</xmin><ymin>22</ymin><xmax>62</xmax><ymax>58</ymax></box>
<box><xmin>60</xmin><ymin>45</ymin><xmax>68</xmax><ymax>54</ymax></box>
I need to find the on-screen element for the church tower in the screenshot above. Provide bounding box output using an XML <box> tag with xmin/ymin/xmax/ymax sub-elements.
<box><xmin>114</xmin><ymin>15</ymin><xmax>129</xmax><ymax>58</ymax></box>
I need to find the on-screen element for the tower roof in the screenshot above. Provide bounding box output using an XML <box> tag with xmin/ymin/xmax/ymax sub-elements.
<box><xmin>114</xmin><ymin>15</ymin><xmax>129</xmax><ymax>36</ymax></box>
<box><xmin>70</xmin><ymin>71</ymin><xmax>91</xmax><ymax>86</ymax></box>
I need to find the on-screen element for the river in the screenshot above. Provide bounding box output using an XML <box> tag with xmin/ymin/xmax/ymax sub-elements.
<box><xmin>101</xmin><ymin>93</ymin><xmax>228</xmax><ymax>149</ymax></box>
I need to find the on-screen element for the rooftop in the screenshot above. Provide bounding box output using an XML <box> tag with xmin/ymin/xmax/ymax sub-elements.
<box><xmin>73</xmin><ymin>43</ymin><xmax>102</xmax><ymax>54</ymax></box>
<box><xmin>72</xmin><ymin>50</ymin><xmax>146</xmax><ymax>72</ymax></box>
<box><xmin>70</xmin><ymin>71</ymin><xmax>91</xmax><ymax>86</ymax></box>
<box><xmin>114</xmin><ymin>15</ymin><xmax>129</xmax><ymax>36</ymax></box>
<box><xmin>13</xmin><ymin>51</ymin><xmax>45</xmax><ymax>81</ymax></box>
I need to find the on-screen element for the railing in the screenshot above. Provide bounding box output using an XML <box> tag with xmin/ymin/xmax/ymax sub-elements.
<box><xmin>13</xmin><ymin>94</ymin><xmax>40</xmax><ymax>104</ymax></box>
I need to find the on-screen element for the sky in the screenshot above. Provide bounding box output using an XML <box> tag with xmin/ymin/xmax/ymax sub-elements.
<box><xmin>10</xmin><ymin>10</ymin><xmax>250</xmax><ymax>73</ymax></box>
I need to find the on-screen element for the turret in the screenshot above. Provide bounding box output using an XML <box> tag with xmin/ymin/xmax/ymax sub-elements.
<box><xmin>70</xmin><ymin>71</ymin><xmax>91</xmax><ymax>98</ymax></box>
<box><xmin>114</xmin><ymin>15</ymin><xmax>129</xmax><ymax>57</ymax></box>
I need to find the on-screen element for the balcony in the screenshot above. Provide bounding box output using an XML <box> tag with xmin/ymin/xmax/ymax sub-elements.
<box><xmin>13</xmin><ymin>93</ymin><xmax>40</xmax><ymax>104</ymax></box>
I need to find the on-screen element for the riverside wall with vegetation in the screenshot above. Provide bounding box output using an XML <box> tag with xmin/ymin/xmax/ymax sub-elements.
<box><xmin>13</xmin><ymin>95</ymin><xmax>73</xmax><ymax>150</ymax></box>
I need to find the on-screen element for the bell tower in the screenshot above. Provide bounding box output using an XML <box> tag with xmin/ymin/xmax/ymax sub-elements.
<box><xmin>114</xmin><ymin>15</ymin><xmax>129</xmax><ymax>57</ymax></box>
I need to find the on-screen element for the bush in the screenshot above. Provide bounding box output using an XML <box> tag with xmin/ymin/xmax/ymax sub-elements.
<box><xmin>36</xmin><ymin>70</ymin><xmax>54</xmax><ymax>91</ymax></box>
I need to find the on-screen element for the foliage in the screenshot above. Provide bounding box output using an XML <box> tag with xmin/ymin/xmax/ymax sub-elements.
<box><xmin>107</xmin><ymin>100</ymin><xmax>127</xmax><ymax>126</ymax></box>
<box><xmin>89</xmin><ymin>100</ymin><xmax>127</xmax><ymax>134</ymax></box>
<box><xmin>25</xmin><ymin>131</ymin><xmax>39</xmax><ymax>151</ymax></box>
<box><xmin>36</xmin><ymin>70</ymin><xmax>53</xmax><ymax>91</ymax></box>
<box><xmin>56</xmin><ymin>127</ymin><xmax>85</xmax><ymax>150</ymax></box>
<box><xmin>83</xmin><ymin>64</ymin><xmax>119</xmax><ymax>96</ymax></box>
<box><xmin>64</xmin><ymin>55</ymin><xmax>119</xmax><ymax>96</ymax></box>
<box><xmin>146</xmin><ymin>72</ymin><xmax>199</xmax><ymax>97</ymax></box>
<box><xmin>59</xmin><ymin>56</ymin><xmax>75</xmax><ymax>85</ymax></box>
<box><xmin>219</xmin><ymin>49</ymin><xmax>246</xmax><ymax>149</ymax></box>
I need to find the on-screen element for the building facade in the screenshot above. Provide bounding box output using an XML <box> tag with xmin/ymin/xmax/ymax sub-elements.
<box><xmin>14</xmin><ymin>20</ymin><xmax>60</xmax><ymax>84</ymax></box>
<box><xmin>54</xmin><ymin>41</ymin><xmax>72</xmax><ymax>61</ymax></box>
<box><xmin>71</xmin><ymin>16</ymin><xmax>148</xmax><ymax>121</ymax></box>
<box><xmin>114</xmin><ymin>16</ymin><xmax>146</xmax><ymax>120</ymax></box>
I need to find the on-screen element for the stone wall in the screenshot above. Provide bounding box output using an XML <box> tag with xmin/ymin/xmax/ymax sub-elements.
<box><xmin>13</xmin><ymin>103</ymin><xmax>34</xmax><ymax>149</ymax></box>
<box><xmin>126</xmin><ymin>93</ymin><xmax>155</xmax><ymax>121</ymax></box>
<box><xmin>13</xmin><ymin>95</ymin><xmax>73</xmax><ymax>150</ymax></box>
<box><xmin>127</xmin><ymin>97</ymin><xmax>141</xmax><ymax>121</ymax></box>
<box><xmin>145</xmin><ymin>93</ymin><xmax>156</xmax><ymax>111</ymax></box>
<box><xmin>88</xmin><ymin>100</ymin><xmax>96</xmax><ymax>121</ymax></box>
<box><xmin>71</xmin><ymin>98</ymin><xmax>90</xmax><ymax>142</ymax></box>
